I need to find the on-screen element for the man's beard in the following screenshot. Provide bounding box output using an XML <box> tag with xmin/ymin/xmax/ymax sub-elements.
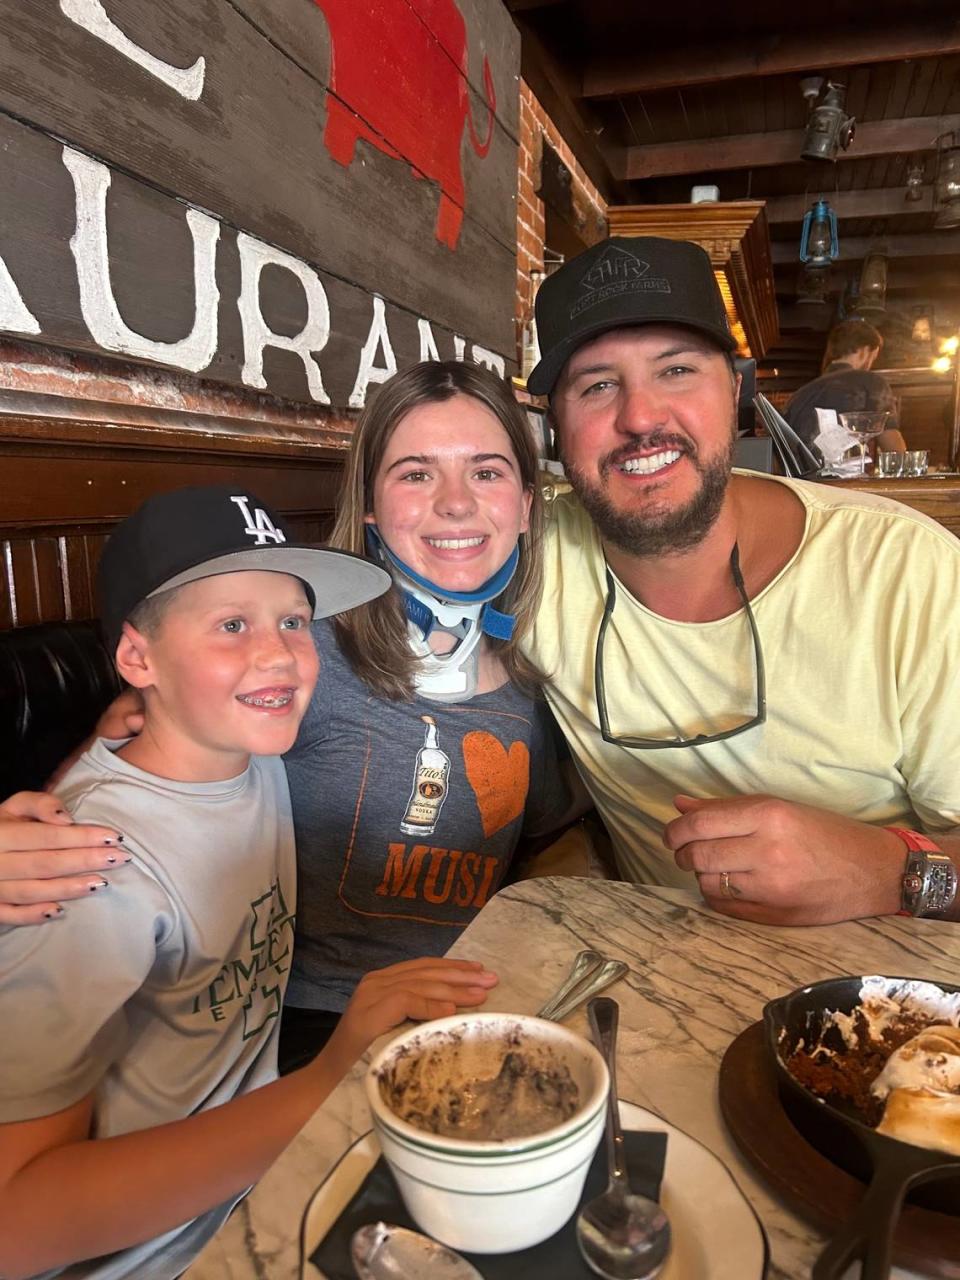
<box><xmin>560</xmin><ymin>427</ymin><xmax>735</xmax><ymax>558</ymax></box>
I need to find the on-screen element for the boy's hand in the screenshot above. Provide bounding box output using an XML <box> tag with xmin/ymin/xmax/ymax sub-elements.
<box><xmin>0</xmin><ymin>793</ymin><xmax>125</xmax><ymax>926</ymax></box>
<box><xmin>330</xmin><ymin>958</ymin><xmax>499</xmax><ymax>1065</ymax></box>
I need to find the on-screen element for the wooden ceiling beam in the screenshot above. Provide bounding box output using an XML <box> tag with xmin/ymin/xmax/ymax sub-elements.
<box><xmin>764</xmin><ymin>187</ymin><xmax>934</xmax><ymax>223</ymax></box>
<box><xmin>774</xmin><ymin>269</ymin><xmax>960</xmax><ymax>294</ymax></box>
<box><xmin>584</xmin><ymin>21</ymin><xmax>960</xmax><ymax>98</ymax></box>
<box><xmin>771</xmin><ymin>233</ymin><xmax>960</xmax><ymax>265</ymax></box>
<box><xmin>617</xmin><ymin>116</ymin><xmax>960</xmax><ymax>181</ymax></box>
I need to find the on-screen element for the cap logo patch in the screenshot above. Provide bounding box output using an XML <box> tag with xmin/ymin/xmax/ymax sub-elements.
<box><xmin>230</xmin><ymin>494</ymin><xmax>286</xmax><ymax>545</ymax></box>
<box><xmin>571</xmin><ymin>245</ymin><xmax>671</xmax><ymax>318</ymax></box>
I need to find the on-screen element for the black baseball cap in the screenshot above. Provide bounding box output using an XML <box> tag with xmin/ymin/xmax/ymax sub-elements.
<box><xmin>527</xmin><ymin>236</ymin><xmax>736</xmax><ymax>396</ymax></box>
<box><xmin>97</xmin><ymin>485</ymin><xmax>390</xmax><ymax>646</ymax></box>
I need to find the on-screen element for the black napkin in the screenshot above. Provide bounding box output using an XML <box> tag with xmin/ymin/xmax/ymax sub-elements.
<box><xmin>309</xmin><ymin>1128</ymin><xmax>667</xmax><ymax>1279</ymax></box>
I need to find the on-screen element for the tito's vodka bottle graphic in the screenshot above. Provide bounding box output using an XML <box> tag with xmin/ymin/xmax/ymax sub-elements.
<box><xmin>400</xmin><ymin>715</ymin><xmax>451</xmax><ymax>836</ymax></box>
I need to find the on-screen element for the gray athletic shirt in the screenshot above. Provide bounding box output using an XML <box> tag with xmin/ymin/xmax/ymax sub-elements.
<box><xmin>283</xmin><ymin>620</ymin><xmax>569</xmax><ymax>1012</ymax></box>
<box><xmin>0</xmin><ymin>740</ymin><xmax>296</xmax><ymax>1280</ymax></box>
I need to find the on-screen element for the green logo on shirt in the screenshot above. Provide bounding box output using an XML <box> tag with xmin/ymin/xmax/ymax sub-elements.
<box><xmin>191</xmin><ymin>880</ymin><xmax>295</xmax><ymax>1038</ymax></box>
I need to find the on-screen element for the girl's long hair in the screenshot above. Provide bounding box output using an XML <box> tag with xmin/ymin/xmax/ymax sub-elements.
<box><xmin>330</xmin><ymin>360</ymin><xmax>545</xmax><ymax>700</ymax></box>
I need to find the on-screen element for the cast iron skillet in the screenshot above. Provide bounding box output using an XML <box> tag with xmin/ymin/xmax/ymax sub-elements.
<box><xmin>763</xmin><ymin>975</ymin><xmax>960</xmax><ymax>1280</ymax></box>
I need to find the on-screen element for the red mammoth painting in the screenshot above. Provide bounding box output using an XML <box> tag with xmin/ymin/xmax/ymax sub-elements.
<box><xmin>313</xmin><ymin>0</ymin><xmax>496</xmax><ymax>250</ymax></box>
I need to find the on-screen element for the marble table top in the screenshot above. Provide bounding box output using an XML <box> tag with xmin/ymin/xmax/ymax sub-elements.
<box><xmin>186</xmin><ymin>878</ymin><xmax>960</xmax><ymax>1280</ymax></box>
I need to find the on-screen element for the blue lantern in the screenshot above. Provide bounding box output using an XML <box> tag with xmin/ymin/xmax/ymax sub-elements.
<box><xmin>799</xmin><ymin>200</ymin><xmax>839</xmax><ymax>266</ymax></box>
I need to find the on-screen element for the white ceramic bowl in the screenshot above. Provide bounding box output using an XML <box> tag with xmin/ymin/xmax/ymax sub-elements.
<box><xmin>364</xmin><ymin>1012</ymin><xmax>609</xmax><ymax>1254</ymax></box>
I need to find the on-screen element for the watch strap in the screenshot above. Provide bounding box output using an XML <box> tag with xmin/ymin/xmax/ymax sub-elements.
<box><xmin>885</xmin><ymin>827</ymin><xmax>943</xmax><ymax>854</ymax></box>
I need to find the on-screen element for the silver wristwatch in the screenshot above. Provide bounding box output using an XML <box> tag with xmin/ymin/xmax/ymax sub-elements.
<box><xmin>900</xmin><ymin>847</ymin><xmax>959</xmax><ymax>918</ymax></box>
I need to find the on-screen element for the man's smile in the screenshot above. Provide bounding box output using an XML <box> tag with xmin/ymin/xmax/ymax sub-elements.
<box><xmin>618</xmin><ymin>450</ymin><xmax>683</xmax><ymax>477</ymax></box>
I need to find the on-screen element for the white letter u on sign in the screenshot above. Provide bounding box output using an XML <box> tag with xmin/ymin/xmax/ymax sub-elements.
<box><xmin>63</xmin><ymin>147</ymin><xmax>220</xmax><ymax>374</ymax></box>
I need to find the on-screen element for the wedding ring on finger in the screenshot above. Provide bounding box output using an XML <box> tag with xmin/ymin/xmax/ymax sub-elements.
<box><xmin>720</xmin><ymin>870</ymin><xmax>734</xmax><ymax>899</ymax></box>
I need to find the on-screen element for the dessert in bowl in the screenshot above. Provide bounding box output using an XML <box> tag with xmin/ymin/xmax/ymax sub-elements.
<box><xmin>364</xmin><ymin>1012</ymin><xmax>609</xmax><ymax>1253</ymax></box>
<box><xmin>763</xmin><ymin>974</ymin><xmax>960</xmax><ymax>1276</ymax></box>
<box><xmin>776</xmin><ymin>975</ymin><xmax>960</xmax><ymax>1158</ymax></box>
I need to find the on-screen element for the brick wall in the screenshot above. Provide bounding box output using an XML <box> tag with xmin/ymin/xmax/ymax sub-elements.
<box><xmin>516</xmin><ymin>82</ymin><xmax>607</xmax><ymax>366</ymax></box>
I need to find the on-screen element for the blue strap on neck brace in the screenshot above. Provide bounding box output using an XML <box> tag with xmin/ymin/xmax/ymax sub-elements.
<box><xmin>366</xmin><ymin>526</ymin><xmax>518</xmax><ymax>641</ymax></box>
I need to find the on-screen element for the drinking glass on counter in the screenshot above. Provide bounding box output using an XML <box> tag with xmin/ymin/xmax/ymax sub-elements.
<box><xmin>876</xmin><ymin>451</ymin><xmax>903</xmax><ymax>478</ymax></box>
<box><xmin>902</xmin><ymin>450</ymin><xmax>929</xmax><ymax>477</ymax></box>
<box><xmin>838</xmin><ymin>410</ymin><xmax>889</xmax><ymax>476</ymax></box>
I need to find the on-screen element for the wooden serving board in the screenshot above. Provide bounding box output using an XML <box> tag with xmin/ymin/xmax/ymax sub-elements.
<box><xmin>719</xmin><ymin>1021</ymin><xmax>960</xmax><ymax>1278</ymax></box>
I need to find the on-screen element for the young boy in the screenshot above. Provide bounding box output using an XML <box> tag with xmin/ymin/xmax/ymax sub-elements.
<box><xmin>0</xmin><ymin>486</ymin><xmax>498</xmax><ymax>1280</ymax></box>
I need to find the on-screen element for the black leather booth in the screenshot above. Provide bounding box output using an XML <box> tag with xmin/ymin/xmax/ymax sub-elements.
<box><xmin>0</xmin><ymin>622</ymin><xmax>119</xmax><ymax>797</ymax></box>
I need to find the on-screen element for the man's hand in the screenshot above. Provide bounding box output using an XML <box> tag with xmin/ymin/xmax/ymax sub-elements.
<box><xmin>0</xmin><ymin>792</ymin><xmax>126</xmax><ymax>926</ymax></box>
<box><xmin>664</xmin><ymin>793</ymin><xmax>906</xmax><ymax>925</ymax></box>
<box><xmin>328</xmin><ymin>958</ymin><xmax>499</xmax><ymax>1067</ymax></box>
<box><xmin>96</xmin><ymin>689</ymin><xmax>145</xmax><ymax>740</ymax></box>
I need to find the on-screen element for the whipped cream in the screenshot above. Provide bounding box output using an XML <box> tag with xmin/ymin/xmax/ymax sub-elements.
<box><xmin>830</xmin><ymin>977</ymin><xmax>960</xmax><ymax>1050</ymax></box>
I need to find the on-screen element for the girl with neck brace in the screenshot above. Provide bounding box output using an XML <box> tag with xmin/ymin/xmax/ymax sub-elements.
<box><xmin>273</xmin><ymin>360</ymin><xmax>570</xmax><ymax>1069</ymax></box>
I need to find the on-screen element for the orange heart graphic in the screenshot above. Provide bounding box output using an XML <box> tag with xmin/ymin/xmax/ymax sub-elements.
<box><xmin>462</xmin><ymin>731</ymin><xmax>530</xmax><ymax>839</ymax></box>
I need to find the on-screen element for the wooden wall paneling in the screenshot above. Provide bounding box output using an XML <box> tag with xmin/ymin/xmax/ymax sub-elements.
<box><xmin>0</xmin><ymin>0</ymin><xmax>519</xmax><ymax>383</ymax></box>
<box><xmin>3</xmin><ymin>536</ymin><xmax>64</xmax><ymax>628</ymax></box>
<box><xmin>60</xmin><ymin>531</ymin><xmax>104</xmax><ymax>622</ymax></box>
<box><xmin>0</xmin><ymin>411</ymin><xmax>347</xmax><ymax>626</ymax></box>
<box><xmin>0</xmin><ymin>450</ymin><xmax>345</xmax><ymax>528</ymax></box>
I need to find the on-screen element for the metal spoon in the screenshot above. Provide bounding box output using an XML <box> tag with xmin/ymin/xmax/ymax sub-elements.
<box><xmin>537</xmin><ymin>950</ymin><xmax>629</xmax><ymax>1022</ymax></box>
<box><xmin>351</xmin><ymin>1222</ymin><xmax>483</xmax><ymax>1280</ymax></box>
<box><xmin>577</xmin><ymin>998</ymin><xmax>671</xmax><ymax>1280</ymax></box>
<box><xmin>537</xmin><ymin>949</ymin><xmax>605</xmax><ymax>1018</ymax></box>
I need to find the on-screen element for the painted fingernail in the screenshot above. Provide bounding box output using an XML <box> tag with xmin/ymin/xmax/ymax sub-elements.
<box><xmin>105</xmin><ymin>855</ymin><xmax>119</xmax><ymax>864</ymax></box>
<box><xmin>89</xmin><ymin>879</ymin><xmax>109</xmax><ymax>892</ymax></box>
<box><xmin>55</xmin><ymin>808</ymin><xmax>69</xmax><ymax>817</ymax></box>
<box><xmin>43</xmin><ymin>905</ymin><xmax>65</xmax><ymax>919</ymax></box>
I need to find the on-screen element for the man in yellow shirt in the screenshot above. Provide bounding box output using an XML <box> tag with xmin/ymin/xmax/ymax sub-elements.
<box><xmin>524</xmin><ymin>237</ymin><xmax>960</xmax><ymax>926</ymax></box>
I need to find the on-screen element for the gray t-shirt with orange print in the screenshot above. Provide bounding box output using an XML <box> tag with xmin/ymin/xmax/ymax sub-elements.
<box><xmin>284</xmin><ymin>620</ymin><xmax>569</xmax><ymax>1012</ymax></box>
<box><xmin>0</xmin><ymin>740</ymin><xmax>296</xmax><ymax>1280</ymax></box>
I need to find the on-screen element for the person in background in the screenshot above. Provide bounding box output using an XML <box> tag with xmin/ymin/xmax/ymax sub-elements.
<box><xmin>783</xmin><ymin>318</ymin><xmax>907</xmax><ymax>457</ymax></box>
<box><xmin>521</xmin><ymin>236</ymin><xmax>960</xmax><ymax>928</ymax></box>
<box><xmin>0</xmin><ymin>361</ymin><xmax>573</xmax><ymax>1077</ymax></box>
<box><xmin>0</xmin><ymin>486</ymin><xmax>497</xmax><ymax>1280</ymax></box>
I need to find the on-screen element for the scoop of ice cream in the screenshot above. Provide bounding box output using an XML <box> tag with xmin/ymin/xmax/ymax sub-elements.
<box><xmin>876</xmin><ymin>1087</ymin><xmax>960</xmax><ymax>1156</ymax></box>
<box><xmin>388</xmin><ymin>1049</ymin><xmax>579</xmax><ymax>1140</ymax></box>
<box><xmin>871</xmin><ymin>1025</ymin><xmax>960</xmax><ymax>1101</ymax></box>
<box><xmin>378</xmin><ymin>1028</ymin><xmax>582</xmax><ymax>1142</ymax></box>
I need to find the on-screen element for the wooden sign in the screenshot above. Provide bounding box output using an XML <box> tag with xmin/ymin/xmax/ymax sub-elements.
<box><xmin>0</xmin><ymin>0</ymin><xmax>520</xmax><ymax>409</ymax></box>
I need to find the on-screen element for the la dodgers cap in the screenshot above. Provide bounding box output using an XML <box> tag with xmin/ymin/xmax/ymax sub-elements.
<box><xmin>97</xmin><ymin>485</ymin><xmax>390</xmax><ymax>646</ymax></box>
<box><xmin>527</xmin><ymin>236</ymin><xmax>736</xmax><ymax>397</ymax></box>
